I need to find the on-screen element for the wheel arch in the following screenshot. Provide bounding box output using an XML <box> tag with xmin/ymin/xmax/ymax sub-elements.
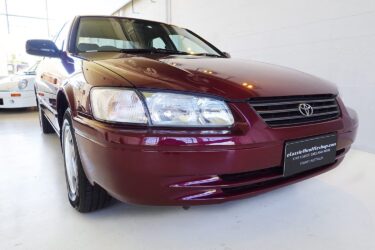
<box><xmin>57</xmin><ymin>85</ymin><xmax>76</xmax><ymax>131</ymax></box>
<box><xmin>57</xmin><ymin>84</ymin><xmax>97</xmax><ymax>185</ymax></box>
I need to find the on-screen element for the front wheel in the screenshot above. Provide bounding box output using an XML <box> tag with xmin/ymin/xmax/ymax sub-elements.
<box><xmin>62</xmin><ymin>109</ymin><xmax>112</xmax><ymax>212</ymax></box>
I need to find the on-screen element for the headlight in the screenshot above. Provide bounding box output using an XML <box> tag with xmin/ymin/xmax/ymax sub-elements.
<box><xmin>18</xmin><ymin>79</ymin><xmax>28</xmax><ymax>89</ymax></box>
<box><xmin>90</xmin><ymin>88</ymin><xmax>148</xmax><ymax>124</ymax></box>
<box><xmin>143</xmin><ymin>92</ymin><xmax>234</xmax><ymax>127</ymax></box>
<box><xmin>90</xmin><ymin>88</ymin><xmax>234</xmax><ymax>127</ymax></box>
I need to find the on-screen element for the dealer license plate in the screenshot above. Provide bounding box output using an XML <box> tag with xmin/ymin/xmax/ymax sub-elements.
<box><xmin>284</xmin><ymin>133</ymin><xmax>337</xmax><ymax>176</ymax></box>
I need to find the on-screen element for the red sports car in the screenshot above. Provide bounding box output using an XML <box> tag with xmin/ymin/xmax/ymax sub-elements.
<box><xmin>26</xmin><ymin>16</ymin><xmax>358</xmax><ymax>212</ymax></box>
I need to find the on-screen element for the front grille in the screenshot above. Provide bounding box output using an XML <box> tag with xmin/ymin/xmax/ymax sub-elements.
<box><xmin>222</xmin><ymin>160</ymin><xmax>337</xmax><ymax>196</ymax></box>
<box><xmin>249</xmin><ymin>94</ymin><xmax>340</xmax><ymax>127</ymax></box>
<box><xmin>220</xmin><ymin>166</ymin><xmax>282</xmax><ymax>182</ymax></box>
<box><xmin>220</xmin><ymin>149</ymin><xmax>343</xmax><ymax>184</ymax></box>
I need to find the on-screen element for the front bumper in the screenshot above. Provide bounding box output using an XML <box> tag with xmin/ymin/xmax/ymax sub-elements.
<box><xmin>0</xmin><ymin>91</ymin><xmax>36</xmax><ymax>108</ymax></box>
<box><xmin>73</xmin><ymin>101</ymin><xmax>358</xmax><ymax>205</ymax></box>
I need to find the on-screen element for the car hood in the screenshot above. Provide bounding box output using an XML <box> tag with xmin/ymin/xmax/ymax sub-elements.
<box><xmin>0</xmin><ymin>74</ymin><xmax>35</xmax><ymax>91</ymax></box>
<box><xmin>85</xmin><ymin>52</ymin><xmax>338</xmax><ymax>100</ymax></box>
<box><xmin>0</xmin><ymin>75</ymin><xmax>19</xmax><ymax>91</ymax></box>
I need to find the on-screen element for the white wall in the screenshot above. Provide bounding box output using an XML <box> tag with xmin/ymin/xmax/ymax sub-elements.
<box><xmin>114</xmin><ymin>0</ymin><xmax>375</xmax><ymax>153</ymax></box>
<box><xmin>113</xmin><ymin>0</ymin><xmax>169</xmax><ymax>22</ymax></box>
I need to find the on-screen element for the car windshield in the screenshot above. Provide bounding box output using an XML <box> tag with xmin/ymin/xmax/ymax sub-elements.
<box><xmin>76</xmin><ymin>17</ymin><xmax>222</xmax><ymax>57</ymax></box>
<box><xmin>16</xmin><ymin>61</ymin><xmax>39</xmax><ymax>75</ymax></box>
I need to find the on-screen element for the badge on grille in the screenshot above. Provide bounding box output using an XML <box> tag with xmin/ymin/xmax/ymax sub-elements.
<box><xmin>298</xmin><ymin>103</ymin><xmax>314</xmax><ymax>117</ymax></box>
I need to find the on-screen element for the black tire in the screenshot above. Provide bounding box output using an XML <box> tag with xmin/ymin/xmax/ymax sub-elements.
<box><xmin>36</xmin><ymin>94</ymin><xmax>54</xmax><ymax>134</ymax></box>
<box><xmin>61</xmin><ymin>108</ymin><xmax>112</xmax><ymax>212</ymax></box>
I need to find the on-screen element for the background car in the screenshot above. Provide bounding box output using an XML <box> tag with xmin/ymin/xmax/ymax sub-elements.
<box><xmin>0</xmin><ymin>61</ymin><xmax>39</xmax><ymax>109</ymax></box>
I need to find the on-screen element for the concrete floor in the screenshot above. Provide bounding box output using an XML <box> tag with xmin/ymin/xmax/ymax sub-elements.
<box><xmin>0</xmin><ymin>109</ymin><xmax>374</xmax><ymax>250</ymax></box>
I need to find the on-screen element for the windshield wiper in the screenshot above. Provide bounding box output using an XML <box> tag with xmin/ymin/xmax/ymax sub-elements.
<box><xmin>96</xmin><ymin>48</ymin><xmax>190</xmax><ymax>55</ymax></box>
<box><xmin>94</xmin><ymin>48</ymin><xmax>222</xmax><ymax>57</ymax></box>
<box><xmin>192</xmin><ymin>53</ymin><xmax>222</xmax><ymax>58</ymax></box>
<box><xmin>150</xmin><ymin>48</ymin><xmax>190</xmax><ymax>55</ymax></box>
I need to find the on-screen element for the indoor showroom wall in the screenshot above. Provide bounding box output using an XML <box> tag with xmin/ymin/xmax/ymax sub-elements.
<box><xmin>114</xmin><ymin>0</ymin><xmax>375</xmax><ymax>153</ymax></box>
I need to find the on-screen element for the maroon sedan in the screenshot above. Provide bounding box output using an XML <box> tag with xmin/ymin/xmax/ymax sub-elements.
<box><xmin>26</xmin><ymin>16</ymin><xmax>358</xmax><ymax>212</ymax></box>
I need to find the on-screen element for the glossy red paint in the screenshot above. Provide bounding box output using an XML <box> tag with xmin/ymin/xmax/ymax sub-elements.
<box><xmin>71</xmin><ymin>96</ymin><xmax>357</xmax><ymax>205</ymax></box>
<box><xmin>82</xmin><ymin>52</ymin><xmax>338</xmax><ymax>99</ymax></box>
<box><xmin>29</xmin><ymin>16</ymin><xmax>358</xmax><ymax>206</ymax></box>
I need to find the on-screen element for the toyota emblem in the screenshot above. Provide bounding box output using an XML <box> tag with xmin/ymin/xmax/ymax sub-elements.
<box><xmin>298</xmin><ymin>103</ymin><xmax>314</xmax><ymax>117</ymax></box>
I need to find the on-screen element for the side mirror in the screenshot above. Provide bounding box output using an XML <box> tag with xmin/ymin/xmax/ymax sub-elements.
<box><xmin>26</xmin><ymin>39</ymin><xmax>61</xmax><ymax>58</ymax></box>
<box><xmin>223</xmin><ymin>52</ymin><xmax>231</xmax><ymax>58</ymax></box>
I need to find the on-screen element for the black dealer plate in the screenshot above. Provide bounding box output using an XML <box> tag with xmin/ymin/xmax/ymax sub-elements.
<box><xmin>284</xmin><ymin>133</ymin><xmax>337</xmax><ymax>176</ymax></box>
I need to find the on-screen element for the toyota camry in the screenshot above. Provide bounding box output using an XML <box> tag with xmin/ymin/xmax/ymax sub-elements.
<box><xmin>26</xmin><ymin>16</ymin><xmax>358</xmax><ymax>212</ymax></box>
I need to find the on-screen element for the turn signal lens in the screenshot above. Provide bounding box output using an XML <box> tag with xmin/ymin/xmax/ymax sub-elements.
<box><xmin>90</xmin><ymin>88</ymin><xmax>148</xmax><ymax>124</ymax></box>
<box><xmin>11</xmin><ymin>92</ymin><xmax>21</xmax><ymax>97</ymax></box>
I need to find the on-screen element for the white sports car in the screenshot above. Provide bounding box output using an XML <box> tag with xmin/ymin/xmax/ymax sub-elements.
<box><xmin>0</xmin><ymin>62</ymin><xmax>39</xmax><ymax>108</ymax></box>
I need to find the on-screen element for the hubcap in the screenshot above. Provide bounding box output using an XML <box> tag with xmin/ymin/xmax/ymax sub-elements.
<box><xmin>63</xmin><ymin>123</ymin><xmax>78</xmax><ymax>200</ymax></box>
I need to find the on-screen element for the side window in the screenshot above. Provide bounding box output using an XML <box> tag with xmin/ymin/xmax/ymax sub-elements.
<box><xmin>54</xmin><ymin>23</ymin><xmax>70</xmax><ymax>51</ymax></box>
<box><xmin>152</xmin><ymin>37</ymin><xmax>166</xmax><ymax>49</ymax></box>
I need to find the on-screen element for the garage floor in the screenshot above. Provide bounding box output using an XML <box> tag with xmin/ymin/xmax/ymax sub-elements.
<box><xmin>1</xmin><ymin>109</ymin><xmax>374</xmax><ymax>250</ymax></box>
